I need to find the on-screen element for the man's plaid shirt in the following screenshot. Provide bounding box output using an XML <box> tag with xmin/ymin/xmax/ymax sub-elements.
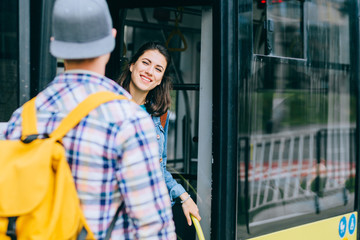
<box><xmin>3</xmin><ymin>70</ymin><xmax>176</xmax><ymax>240</ymax></box>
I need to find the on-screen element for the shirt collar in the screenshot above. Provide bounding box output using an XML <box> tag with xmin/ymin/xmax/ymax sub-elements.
<box><xmin>64</xmin><ymin>69</ymin><xmax>104</xmax><ymax>79</ymax></box>
<box><xmin>52</xmin><ymin>70</ymin><xmax>132</xmax><ymax>99</ymax></box>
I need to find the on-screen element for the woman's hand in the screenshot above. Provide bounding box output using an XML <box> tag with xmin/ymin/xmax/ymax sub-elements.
<box><xmin>179</xmin><ymin>192</ymin><xmax>201</xmax><ymax>226</ymax></box>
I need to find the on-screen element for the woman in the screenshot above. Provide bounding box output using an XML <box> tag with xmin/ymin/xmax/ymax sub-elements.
<box><xmin>117</xmin><ymin>41</ymin><xmax>201</xmax><ymax>226</ymax></box>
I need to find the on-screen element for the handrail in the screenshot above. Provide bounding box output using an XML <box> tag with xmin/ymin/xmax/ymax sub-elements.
<box><xmin>166</xmin><ymin>7</ymin><xmax>188</xmax><ymax>52</ymax></box>
<box><xmin>244</xmin><ymin>137</ymin><xmax>251</xmax><ymax>234</ymax></box>
<box><xmin>191</xmin><ymin>215</ymin><xmax>205</xmax><ymax>240</ymax></box>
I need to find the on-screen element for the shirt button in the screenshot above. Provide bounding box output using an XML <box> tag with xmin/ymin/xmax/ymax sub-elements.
<box><xmin>157</xmin><ymin>134</ymin><xmax>160</xmax><ymax>139</ymax></box>
<box><xmin>160</xmin><ymin>158</ymin><xmax>163</xmax><ymax>163</ymax></box>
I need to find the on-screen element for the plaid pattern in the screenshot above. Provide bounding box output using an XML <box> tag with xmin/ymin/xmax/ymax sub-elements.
<box><xmin>4</xmin><ymin>71</ymin><xmax>176</xmax><ymax>240</ymax></box>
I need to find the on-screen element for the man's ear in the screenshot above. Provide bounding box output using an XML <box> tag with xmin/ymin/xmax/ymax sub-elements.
<box><xmin>112</xmin><ymin>28</ymin><xmax>117</xmax><ymax>38</ymax></box>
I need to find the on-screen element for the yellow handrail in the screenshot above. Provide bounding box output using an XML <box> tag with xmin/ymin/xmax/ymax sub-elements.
<box><xmin>191</xmin><ymin>215</ymin><xmax>205</xmax><ymax>240</ymax></box>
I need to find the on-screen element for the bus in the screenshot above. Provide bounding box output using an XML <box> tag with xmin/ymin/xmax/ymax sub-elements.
<box><xmin>1</xmin><ymin>0</ymin><xmax>359</xmax><ymax>239</ymax></box>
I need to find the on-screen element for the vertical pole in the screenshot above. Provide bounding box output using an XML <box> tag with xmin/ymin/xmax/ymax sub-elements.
<box><xmin>212</xmin><ymin>0</ymin><xmax>238</xmax><ymax>239</ymax></box>
<box><xmin>352</xmin><ymin>1</ymin><xmax>360</xmax><ymax>239</ymax></box>
<box><xmin>37</xmin><ymin>0</ymin><xmax>57</xmax><ymax>93</ymax></box>
<box><xmin>18</xmin><ymin>0</ymin><xmax>30</xmax><ymax>105</ymax></box>
<box><xmin>197</xmin><ymin>7</ymin><xmax>213</xmax><ymax>240</ymax></box>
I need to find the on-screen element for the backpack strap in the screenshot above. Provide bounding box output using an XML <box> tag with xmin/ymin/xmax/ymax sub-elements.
<box><xmin>21</xmin><ymin>91</ymin><xmax>129</xmax><ymax>141</ymax></box>
<box><xmin>160</xmin><ymin>111</ymin><xmax>168</xmax><ymax>129</ymax></box>
<box><xmin>104</xmin><ymin>201</ymin><xmax>125</xmax><ymax>240</ymax></box>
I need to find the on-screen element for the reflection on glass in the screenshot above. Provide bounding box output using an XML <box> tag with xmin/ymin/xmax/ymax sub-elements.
<box><xmin>267</xmin><ymin>0</ymin><xmax>303</xmax><ymax>58</ymax></box>
<box><xmin>253</xmin><ymin>0</ymin><xmax>304</xmax><ymax>58</ymax></box>
<box><xmin>238</xmin><ymin>0</ymin><xmax>355</xmax><ymax>238</ymax></box>
<box><xmin>0</xmin><ymin>1</ymin><xmax>18</xmax><ymax>122</ymax></box>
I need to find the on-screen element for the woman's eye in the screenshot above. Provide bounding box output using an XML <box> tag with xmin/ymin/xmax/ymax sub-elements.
<box><xmin>156</xmin><ymin>68</ymin><xmax>162</xmax><ymax>72</ymax></box>
<box><xmin>142</xmin><ymin>61</ymin><xmax>149</xmax><ymax>65</ymax></box>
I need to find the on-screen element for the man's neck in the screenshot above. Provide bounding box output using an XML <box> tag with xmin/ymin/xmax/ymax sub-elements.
<box><xmin>64</xmin><ymin>54</ymin><xmax>109</xmax><ymax>76</ymax></box>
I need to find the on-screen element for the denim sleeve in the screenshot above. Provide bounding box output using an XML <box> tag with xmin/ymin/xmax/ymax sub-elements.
<box><xmin>162</xmin><ymin>112</ymin><xmax>186</xmax><ymax>203</ymax></box>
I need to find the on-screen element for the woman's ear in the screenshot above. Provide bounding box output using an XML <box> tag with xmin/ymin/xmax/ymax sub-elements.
<box><xmin>129</xmin><ymin>63</ymin><xmax>133</xmax><ymax>73</ymax></box>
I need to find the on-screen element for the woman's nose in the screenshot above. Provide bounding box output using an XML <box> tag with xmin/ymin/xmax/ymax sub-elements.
<box><xmin>145</xmin><ymin>66</ymin><xmax>154</xmax><ymax>75</ymax></box>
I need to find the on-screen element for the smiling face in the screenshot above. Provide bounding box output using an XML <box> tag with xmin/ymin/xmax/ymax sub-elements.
<box><xmin>129</xmin><ymin>49</ymin><xmax>168</xmax><ymax>97</ymax></box>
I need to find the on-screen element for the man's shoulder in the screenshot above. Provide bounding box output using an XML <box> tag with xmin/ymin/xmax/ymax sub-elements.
<box><xmin>98</xmin><ymin>95</ymin><xmax>153</xmax><ymax>127</ymax></box>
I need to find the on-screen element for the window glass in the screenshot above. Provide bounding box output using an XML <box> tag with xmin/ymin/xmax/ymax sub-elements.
<box><xmin>0</xmin><ymin>1</ymin><xmax>18</xmax><ymax>122</ymax></box>
<box><xmin>253</xmin><ymin>0</ymin><xmax>304</xmax><ymax>58</ymax></box>
<box><xmin>238</xmin><ymin>0</ymin><xmax>355</xmax><ymax>238</ymax></box>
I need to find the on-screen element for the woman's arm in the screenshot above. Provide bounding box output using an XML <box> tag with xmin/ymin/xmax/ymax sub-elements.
<box><xmin>162</xmin><ymin>113</ymin><xmax>201</xmax><ymax>225</ymax></box>
<box><xmin>162</xmin><ymin>113</ymin><xmax>186</xmax><ymax>201</ymax></box>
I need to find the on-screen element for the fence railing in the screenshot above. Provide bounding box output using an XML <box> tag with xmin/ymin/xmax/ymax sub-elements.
<box><xmin>239</xmin><ymin>127</ymin><xmax>356</xmax><ymax>225</ymax></box>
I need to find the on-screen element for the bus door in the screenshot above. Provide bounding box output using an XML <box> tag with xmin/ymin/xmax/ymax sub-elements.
<box><xmin>107</xmin><ymin>1</ymin><xmax>213</xmax><ymax>239</ymax></box>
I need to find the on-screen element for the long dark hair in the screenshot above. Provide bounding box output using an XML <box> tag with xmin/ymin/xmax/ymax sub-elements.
<box><xmin>117</xmin><ymin>41</ymin><xmax>172</xmax><ymax>117</ymax></box>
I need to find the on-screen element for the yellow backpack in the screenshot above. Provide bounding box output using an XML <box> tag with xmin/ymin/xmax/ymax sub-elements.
<box><xmin>0</xmin><ymin>91</ymin><xmax>128</xmax><ymax>240</ymax></box>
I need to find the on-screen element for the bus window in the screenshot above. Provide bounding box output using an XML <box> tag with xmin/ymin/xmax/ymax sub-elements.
<box><xmin>253</xmin><ymin>0</ymin><xmax>304</xmax><ymax>58</ymax></box>
<box><xmin>238</xmin><ymin>0</ymin><xmax>355</xmax><ymax>238</ymax></box>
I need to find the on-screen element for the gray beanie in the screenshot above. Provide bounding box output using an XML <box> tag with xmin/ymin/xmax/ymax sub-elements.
<box><xmin>50</xmin><ymin>0</ymin><xmax>115</xmax><ymax>59</ymax></box>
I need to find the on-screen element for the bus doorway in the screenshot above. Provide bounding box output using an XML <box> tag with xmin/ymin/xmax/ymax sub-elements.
<box><xmin>105</xmin><ymin>2</ymin><xmax>213</xmax><ymax>239</ymax></box>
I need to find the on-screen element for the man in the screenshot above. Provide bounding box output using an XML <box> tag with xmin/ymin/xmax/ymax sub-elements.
<box><xmin>3</xmin><ymin>0</ymin><xmax>176</xmax><ymax>239</ymax></box>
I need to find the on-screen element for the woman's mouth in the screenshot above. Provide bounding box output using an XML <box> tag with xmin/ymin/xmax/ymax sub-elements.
<box><xmin>140</xmin><ymin>75</ymin><xmax>152</xmax><ymax>82</ymax></box>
